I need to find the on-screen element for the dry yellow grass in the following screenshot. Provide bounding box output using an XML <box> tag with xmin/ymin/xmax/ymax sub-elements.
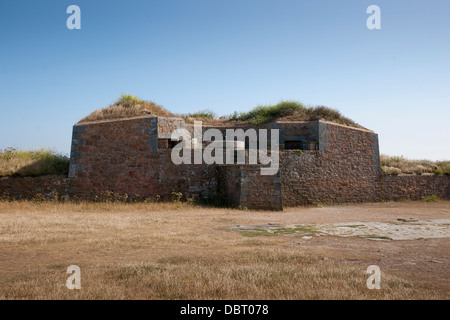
<box><xmin>77</xmin><ymin>95</ymin><xmax>365</xmax><ymax>128</ymax></box>
<box><xmin>78</xmin><ymin>99</ymin><xmax>175</xmax><ymax>124</ymax></box>
<box><xmin>0</xmin><ymin>201</ymin><xmax>445</xmax><ymax>300</ymax></box>
<box><xmin>380</xmin><ymin>154</ymin><xmax>450</xmax><ymax>175</ymax></box>
<box><xmin>78</xmin><ymin>98</ymin><xmax>226</xmax><ymax>126</ymax></box>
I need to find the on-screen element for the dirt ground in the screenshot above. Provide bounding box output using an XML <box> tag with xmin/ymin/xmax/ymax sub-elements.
<box><xmin>235</xmin><ymin>201</ymin><xmax>450</xmax><ymax>296</ymax></box>
<box><xmin>0</xmin><ymin>200</ymin><xmax>448</xmax><ymax>299</ymax></box>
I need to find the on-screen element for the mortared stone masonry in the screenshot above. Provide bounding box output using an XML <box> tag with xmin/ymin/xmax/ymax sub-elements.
<box><xmin>1</xmin><ymin>116</ymin><xmax>448</xmax><ymax>209</ymax></box>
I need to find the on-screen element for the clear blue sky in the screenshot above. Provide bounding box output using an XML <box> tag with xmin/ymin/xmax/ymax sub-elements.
<box><xmin>1</xmin><ymin>0</ymin><xmax>449</xmax><ymax>160</ymax></box>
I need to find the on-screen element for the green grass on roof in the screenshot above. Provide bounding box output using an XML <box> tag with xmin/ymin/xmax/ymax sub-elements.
<box><xmin>228</xmin><ymin>101</ymin><xmax>360</xmax><ymax>127</ymax></box>
<box><xmin>78</xmin><ymin>95</ymin><xmax>362</xmax><ymax>128</ymax></box>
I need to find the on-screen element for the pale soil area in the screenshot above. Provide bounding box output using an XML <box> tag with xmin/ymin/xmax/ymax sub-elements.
<box><xmin>0</xmin><ymin>201</ymin><xmax>448</xmax><ymax>299</ymax></box>
<box><xmin>235</xmin><ymin>201</ymin><xmax>450</xmax><ymax>296</ymax></box>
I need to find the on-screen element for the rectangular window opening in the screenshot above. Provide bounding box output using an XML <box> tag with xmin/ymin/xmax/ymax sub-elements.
<box><xmin>284</xmin><ymin>140</ymin><xmax>303</xmax><ymax>150</ymax></box>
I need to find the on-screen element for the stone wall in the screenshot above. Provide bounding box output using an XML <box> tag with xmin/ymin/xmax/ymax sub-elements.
<box><xmin>1</xmin><ymin>117</ymin><xmax>448</xmax><ymax>208</ymax></box>
<box><xmin>68</xmin><ymin>117</ymin><xmax>217</xmax><ymax>201</ymax></box>
<box><xmin>0</xmin><ymin>175</ymin><xmax>71</xmax><ymax>200</ymax></box>
<box><xmin>217</xmin><ymin>165</ymin><xmax>240</xmax><ymax>206</ymax></box>
<box><xmin>217</xmin><ymin>165</ymin><xmax>282</xmax><ymax>210</ymax></box>
<box><xmin>1</xmin><ymin>173</ymin><xmax>447</xmax><ymax>204</ymax></box>
<box><xmin>280</xmin><ymin>122</ymin><xmax>380</xmax><ymax>206</ymax></box>
<box><xmin>239</xmin><ymin>165</ymin><xmax>282</xmax><ymax>210</ymax></box>
<box><xmin>379</xmin><ymin>175</ymin><xmax>450</xmax><ymax>201</ymax></box>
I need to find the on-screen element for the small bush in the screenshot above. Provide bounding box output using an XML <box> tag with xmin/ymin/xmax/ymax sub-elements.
<box><xmin>228</xmin><ymin>101</ymin><xmax>360</xmax><ymax>127</ymax></box>
<box><xmin>228</xmin><ymin>111</ymin><xmax>240</xmax><ymax>121</ymax></box>
<box><xmin>234</xmin><ymin>101</ymin><xmax>306</xmax><ymax>125</ymax></box>
<box><xmin>115</xmin><ymin>94</ymin><xmax>142</xmax><ymax>104</ymax></box>
<box><xmin>423</xmin><ymin>195</ymin><xmax>439</xmax><ymax>202</ymax></box>
<box><xmin>188</xmin><ymin>110</ymin><xmax>217</xmax><ymax>119</ymax></box>
<box><xmin>171</xmin><ymin>192</ymin><xmax>183</xmax><ymax>203</ymax></box>
<box><xmin>432</xmin><ymin>168</ymin><xmax>450</xmax><ymax>175</ymax></box>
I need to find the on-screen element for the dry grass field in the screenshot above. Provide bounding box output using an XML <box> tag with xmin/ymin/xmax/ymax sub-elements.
<box><xmin>0</xmin><ymin>200</ymin><xmax>448</xmax><ymax>300</ymax></box>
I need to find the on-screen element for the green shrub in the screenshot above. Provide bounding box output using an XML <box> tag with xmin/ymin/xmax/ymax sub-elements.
<box><xmin>188</xmin><ymin>110</ymin><xmax>217</xmax><ymax>119</ymax></box>
<box><xmin>423</xmin><ymin>195</ymin><xmax>439</xmax><ymax>202</ymax></box>
<box><xmin>228</xmin><ymin>101</ymin><xmax>359</xmax><ymax>126</ymax></box>
<box><xmin>115</xmin><ymin>94</ymin><xmax>142</xmax><ymax>104</ymax></box>
<box><xmin>236</xmin><ymin>101</ymin><xmax>306</xmax><ymax>125</ymax></box>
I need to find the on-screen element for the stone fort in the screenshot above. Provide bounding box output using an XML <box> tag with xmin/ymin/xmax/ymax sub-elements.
<box><xmin>63</xmin><ymin>115</ymin><xmax>448</xmax><ymax>210</ymax></box>
<box><xmin>1</xmin><ymin>112</ymin><xmax>448</xmax><ymax>208</ymax></box>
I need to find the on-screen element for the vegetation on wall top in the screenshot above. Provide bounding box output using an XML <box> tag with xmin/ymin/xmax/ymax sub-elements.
<box><xmin>380</xmin><ymin>155</ymin><xmax>450</xmax><ymax>176</ymax></box>
<box><xmin>77</xmin><ymin>94</ymin><xmax>363</xmax><ymax>128</ymax></box>
<box><xmin>0</xmin><ymin>148</ymin><xmax>70</xmax><ymax>177</ymax></box>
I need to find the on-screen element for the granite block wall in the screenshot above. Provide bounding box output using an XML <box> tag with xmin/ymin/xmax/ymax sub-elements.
<box><xmin>217</xmin><ymin>165</ymin><xmax>282</xmax><ymax>210</ymax></box>
<box><xmin>0</xmin><ymin>175</ymin><xmax>72</xmax><ymax>200</ymax></box>
<box><xmin>68</xmin><ymin>117</ymin><xmax>217</xmax><ymax>200</ymax></box>
<box><xmin>1</xmin><ymin>174</ymin><xmax>447</xmax><ymax>204</ymax></box>
<box><xmin>379</xmin><ymin>175</ymin><xmax>450</xmax><ymax>201</ymax></box>
<box><xmin>280</xmin><ymin>122</ymin><xmax>381</xmax><ymax>206</ymax></box>
<box><xmin>1</xmin><ymin>117</ymin><xmax>448</xmax><ymax>209</ymax></box>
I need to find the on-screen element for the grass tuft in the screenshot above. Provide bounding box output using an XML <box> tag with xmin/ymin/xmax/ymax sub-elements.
<box><xmin>115</xmin><ymin>94</ymin><xmax>143</xmax><ymax>104</ymax></box>
<box><xmin>188</xmin><ymin>110</ymin><xmax>217</xmax><ymax>119</ymax></box>
<box><xmin>423</xmin><ymin>195</ymin><xmax>439</xmax><ymax>203</ymax></box>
